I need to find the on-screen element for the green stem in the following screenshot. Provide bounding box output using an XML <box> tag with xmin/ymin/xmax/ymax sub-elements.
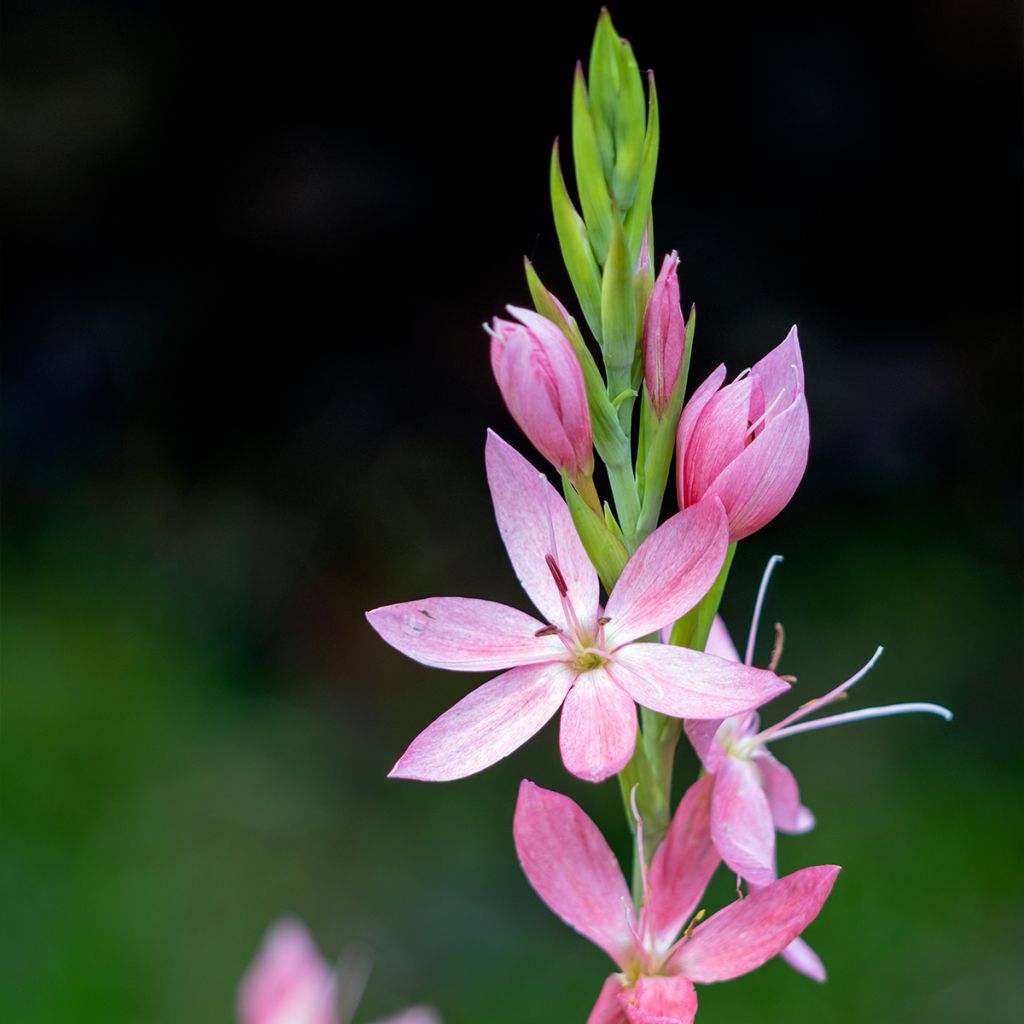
<box><xmin>605</xmin><ymin>444</ymin><xmax>641</xmax><ymax>548</ymax></box>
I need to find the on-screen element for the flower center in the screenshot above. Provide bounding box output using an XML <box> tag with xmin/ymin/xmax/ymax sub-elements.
<box><xmin>574</xmin><ymin>649</ymin><xmax>607</xmax><ymax>672</ymax></box>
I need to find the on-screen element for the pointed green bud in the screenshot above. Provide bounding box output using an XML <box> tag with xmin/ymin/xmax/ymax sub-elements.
<box><xmin>572</xmin><ymin>63</ymin><xmax>614</xmax><ymax>265</ymax></box>
<box><xmin>624</xmin><ymin>71</ymin><xmax>659</xmax><ymax>267</ymax></box>
<box><xmin>562</xmin><ymin>470</ymin><xmax>629</xmax><ymax>593</ymax></box>
<box><xmin>601</xmin><ymin>213</ymin><xmax>637</xmax><ymax>408</ymax></box>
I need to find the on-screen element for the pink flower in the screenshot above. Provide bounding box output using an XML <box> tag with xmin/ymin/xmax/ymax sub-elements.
<box><xmin>368</xmin><ymin>431</ymin><xmax>787</xmax><ymax>783</ymax></box>
<box><xmin>642</xmin><ymin>252</ymin><xmax>686</xmax><ymax>417</ymax></box>
<box><xmin>676</xmin><ymin>327</ymin><xmax>809</xmax><ymax>541</ymax></box>
<box><xmin>237</xmin><ymin>919</ymin><xmax>440</xmax><ymax>1024</ymax></box>
<box><xmin>488</xmin><ymin>305</ymin><xmax>594</xmax><ymax>478</ymax></box>
<box><xmin>513</xmin><ymin>779</ymin><xmax>840</xmax><ymax>1024</ymax></box>
<box><xmin>684</xmin><ymin>557</ymin><xmax>952</xmax><ymax>978</ymax></box>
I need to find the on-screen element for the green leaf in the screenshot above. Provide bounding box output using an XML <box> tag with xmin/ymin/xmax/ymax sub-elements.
<box><xmin>601</xmin><ymin>214</ymin><xmax>637</xmax><ymax>402</ymax></box>
<box><xmin>550</xmin><ymin>140</ymin><xmax>604</xmax><ymax>343</ymax></box>
<box><xmin>572</xmin><ymin>64</ymin><xmax>614</xmax><ymax>265</ymax></box>
<box><xmin>624</xmin><ymin>72</ymin><xmax>660</xmax><ymax>267</ymax></box>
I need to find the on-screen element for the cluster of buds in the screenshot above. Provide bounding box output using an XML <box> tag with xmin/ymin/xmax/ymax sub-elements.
<box><xmin>361</xmin><ymin>10</ymin><xmax>951</xmax><ymax>1023</ymax></box>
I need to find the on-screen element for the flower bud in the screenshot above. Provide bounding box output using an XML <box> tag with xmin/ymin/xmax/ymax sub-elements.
<box><xmin>642</xmin><ymin>251</ymin><xmax>686</xmax><ymax>417</ymax></box>
<box><xmin>488</xmin><ymin>306</ymin><xmax>594</xmax><ymax>479</ymax></box>
<box><xmin>676</xmin><ymin>327</ymin><xmax>808</xmax><ymax>541</ymax></box>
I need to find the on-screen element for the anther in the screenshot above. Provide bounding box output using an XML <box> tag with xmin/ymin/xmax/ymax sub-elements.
<box><xmin>682</xmin><ymin>908</ymin><xmax>705</xmax><ymax>939</ymax></box>
<box><xmin>768</xmin><ymin>622</ymin><xmax>785</xmax><ymax>672</ymax></box>
<box><xmin>597</xmin><ymin>616</ymin><xmax>611</xmax><ymax>625</ymax></box>
<box><xmin>535</xmin><ymin>625</ymin><xmax>561</xmax><ymax>637</ymax></box>
<box><xmin>544</xmin><ymin>554</ymin><xmax>569</xmax><ymax>597</ymax></box>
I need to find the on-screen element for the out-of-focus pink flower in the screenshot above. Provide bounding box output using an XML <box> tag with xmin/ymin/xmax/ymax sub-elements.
<box><xmin>368</xmin><ymin>431</ymin><xmax>787</xmax><ymax>784</ymax></box>
<box><xmin>237</xmin><ymin>919</ymin><xmax>440</xmax><ymax>1024</ymax></box>
<box><xmin>676</xmin><ymin>327</ymin><xmax>808</xmax><ymax>541</ymax></box>
<box><xmin>513</xmin><ymin>779</ymin><xmax>839</xmax><ymax>1024</ymax></box>
<box><xmin>684</xmin><ymin>557</ymin><xmax>951</xmax><ymax>979</ymax></box>
<box><xmin>488</xmin><ymin>305</ymin><xmax>593</xmax><ymax>478</ymax></box>
<box><xmin>642</xmin><ymin>252</ymin><xmax>686</xmax><ymax>417</ymax></box>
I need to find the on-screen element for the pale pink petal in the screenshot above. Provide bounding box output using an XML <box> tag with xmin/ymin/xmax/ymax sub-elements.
<box><xmin>681</xmin><ymin>377</ymin><xmax>755</xmax><ymax>505</ymax></box>
<box><xmin>587</xmin><ymin>976</ymin><xmax>629</xmax><ymax>1024</ymax></box>
<box><xmin>485</xmin><ymin>430</ymin><xmax>600</xmax><ymax>628</ymax></box>
<box><xmin>366</xmin><ymin>1009</ymin><xmax>443</xmax><ymax>1024</ymax></box>
<box><xmin>705</xmin><ymin>615</ymin><xmax>740</xmax><ymax>662</ymax></box>
<box><xmin>705</xmin><ymin>394</ymin><xmax>809</xmax><ymax>542</ymax></box>
<box><xmin>620</xmin><ymin>976</ymin><xmax>698</xmax><ymax>1024</ymax></box>
<box><xmin>366</xmin><ymin>598</ymin><xmax>565</xmax><ymax>671</ymax></box>
<box><xmin>513</xmin><ymin>781</ymin><xmax>636</xmax><ymax>966</ymax></box>
<box><xmin>756</xmin><ymin>751</ymin><xmax>815</xmax><ymax>834</ymax></box>
<box><xmin>559</xmin><ymin>670</ymin><xmax>638</xmax><ymax>782</ymax></box>
<box><xmin>780</xmin><ymin>937</ymin><xmax>827</xmax><ymax>982</ymax></box>
<box><xmin>683</xmin><ymin>718</ymin><xmax>725</xmax><ymax>772</ymax></box>
<box><xmin>646</xmin><ymin>776</ymin><xmax>719</xmax><ymax>950</ymax></box>
<box><xmin>710</xmin><ymin>755</ymin><xmax>776</xmax><ymax>886</ymax></box>
<box><xmin>607</xmin><ymin>644</ymin><xmax>788</xmax><ymax>720</ymax></box>
<box><xmin>604</xmin><ymin>499</ymin><xmax>729</xmax><ymax>647</ymax></box>
<box><xmin>389</xmin><ymin>663</ymin><xmax>574</xmax><ymax>781</ymax></box>
<box><xmin>751</xmin><ymin>326</ymin><xmax>804</xmax><ymax>407</ymax></box>
<box><xmin>676</xmin><ymin>364</ymin><xmax>727</xmax><ymax>509</ymax></box>
<box><xmin>237</xmin><ymin>919</ymin><xmax>338</xmax><ymax>1024</ymax></box>
<box><xmin>672</xmin><ymin>865</ymin><xmax>840</xmax><ymax>983</ymax></box>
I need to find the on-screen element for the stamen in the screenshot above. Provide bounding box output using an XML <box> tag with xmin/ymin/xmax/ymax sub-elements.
<box><xmin>596</xmin><ymin>615</ymin><xmax>611</xmax><ymax>648</ymax></box>
<box><xmin>682</xmin><ymin>908</ymin><xmax>705</xmax><ymax>939</ymax></box>
<box><xmin>767</xmin><ymin>702</ymin><xmax>953</xmax><ymax>743</ymax></box>
<box><xmin>545</xmin><ymin>554</ymin><xmax>569</xmax><ymax>597</ymax></box>
<box><xmin>745</xmin><ymin>386</ymin><xmax>787</xmax><ymax>440</ymax></box>
<box><xmin>535</xmin><ymin>625</ymin><xmax>561</xmax><ymax>637</ymax></box>
<box><xmin>744</xmin><ymin>554</ymin><xmax>784</xmax><ymax>666</ymax></box>
<box><xmin>629</xmin><ymin>785</ymin><xmax>650</xmax><ymax>904</ymax></box>
<box><xmin>768</xmin><ymin>622</ymin><xmax>785</xmax><ymax>672</ymax></box>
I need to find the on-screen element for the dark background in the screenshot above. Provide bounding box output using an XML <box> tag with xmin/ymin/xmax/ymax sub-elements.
<box><xmin>3</xmin><ymin>1</ymin><xmax>1022</xmax><ymax>1021</ymax></box>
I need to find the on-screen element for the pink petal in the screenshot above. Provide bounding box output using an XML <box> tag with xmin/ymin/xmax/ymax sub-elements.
<box><xmin>559</xmin><ymin>670</ymin><xmax>638</xmax><ymax>782</ymax></box>
<box><xmin>705</xmin><ymin>615</ymin><xmax>740</xmax><ymax>662</ymax></box>
<box><xmin>366</xmin><ymin>598</ymin><xmax>565</xmax><ymax>671</ymax></box>
<box><xmin>676</xmin><ymin>364</ymin><xmax>727</xmax><ymax>509</ymax></box>
<box><xmin>604</xmin><ymin>499</ymin><xmax>729</xmax><ymax>647</ymax></box>
<box><xmin>389</xmin><ymin>662</ymin><xmax>574</xmax><ymax>781</ymax></box>
<box><xmin>681</xmin><ymin>377</ymin><xmax>755</xmax><ymax>506</ymax></box>
<box><xmin>710</xmin><ymin>755</ymin><xmax>777</xmax><ymax>886</ymax></box>
<box><xmin>513</xmin><ymin>781</ymin><xmax>636</xmax><ymax>967</ymax></box>
<box><xmin>705</xmin><ymin>394</ymin><xmax>809</xmax><ymax>542</ymax></box>
<box><xmin>672</xmin><ymin>864</ymin><xmax>840</xmax><ymax>983</ymax></box>
<box><xmin>620</xmin><ymin>976</ymin><xmax>698</xmax><ymax>1024</ymax></box>
<box><xmin>587</xmin><ymin>976</ymin><xmax>629</xmax><ymax>1024</ymax></box>
<box><xmin>756</xmin><ymin>751</ymin><xmax>815</xmax><ymax>834</ymax></box>
<box><xmin>607</xmin><ymin>644</ymin><xmax>789</xmax><ymax>720</ymax></box>
<box><xmin>646</xmin><ymin>776</ymin><xmax>719</xmax><ymax>950</ymax></box>
<box><xmin>780</xmin><ymin>937</ymin><xmax>827</xmax><ymax>983</ymax></box>
<box><xmin>367</xmin><ymin>1010</ymin><xmax>443</xmax><ymax>1024</ymax></box>
<box><xmin>683</xmin><ymin>718</ymin><xmax>725</xmax><ymax>772</ymax></box>
<box><xmin>485</xmin><ymin>430</ymin><xmax>600</xmax><ymax>629</ymax></box>
<box><xmin>751</xmin><ymin>326</ymin><xmax>804</xmax><ymax>407</ymax></box>
<box><xmin>237</xmin><ymin>919</ymin><xmax>338</xmax><ymax>1024</ymax></box>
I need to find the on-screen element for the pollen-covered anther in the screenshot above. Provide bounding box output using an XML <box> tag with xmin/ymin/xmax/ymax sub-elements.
<box><xmin>535</xmin><ymin>625</ymin><xmax>561</xmax><ymax>637</ymax></box>
<box><xmin>544</xmin><ymin>553</ymin><xmax>569</xmax><ymax>596</ymax></box>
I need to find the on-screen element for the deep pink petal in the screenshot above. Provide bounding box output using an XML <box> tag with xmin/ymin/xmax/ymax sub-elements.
<box><xmin>389</xmin><ymin>663</ymin><xmax>574</xmax><ymax>781</ymax></box>
<box><xmin>756</xmin><ymin>751</ymin><xmax>815</xmax><ymax>834</ymax></box>
<box><xmin>237</xmin><ymin>919</ymin><xmax>338</xmax><ymax>1024</ymax></box>
<box><xmin>620</xmin><ymin>976</ymin><xmax>698</xmax><ymax>1024</ymax></box>
<box><xmin>672</xmin><ymin>865</ymin><xmax>840</xmax><ymax>983</ymax></box>
<box><xmin>646</xmin><ymin>776</ymin><xmax>719</xmax><ymax>950</ymax></box>
<box><xmin>751</xmin><ymin>326</ymin><xmax>804</xmax><ymax>407</ymax></box>
<box><xmin>780</xmin><ymin>937</ymin><xmax>827</xmax><ymax>983</ymax></box>
<box><xmin>604</xmin><ymin>499</ymin><xmax>729</xmax><ymax>647</ymax></box>
<box><xmin>705</xmin><ymin>394</ymin><xmax>809</xmax><ymax>542</ymax></box>
<box><xmin>607</xmin><ymin>644</ymin><xmax>789</xmax><ymax>720</ymax></box>
<box><xmin>366</xmin><ymin>598</ymin><xmax>565</xmax><ymax>671</ymax></box>
<box><xmin>710</xmin><ymin>755</ymin><xmax>776</xmax><ymax>886</ymax></box>
<box><xmin>587</xmin><ymin>976</ymin><xmax>629</xmax><ymax>1024</ymax></box>
<box><xmin>514</xmin><ymin>780</ymin><xmax>636</xmax><ymax>966</ymax></box>
<box><xmin>559</xmin><ymin>670</ymin><xmax>638</xmax><ymax>782</ymax></box>
<box><xmin>676</xmin><ymin>364</ymin><xmax>727</xmax><ymax>509</ymax></box>
<box><xmin>705</xmin><ymin>615</ymin><xmax>740</xmax><ymax>662</ymax></box>
<box><xmin>681</xmin><ymin>377</ymin><xmax>754</xmax><ymax>505</ymax></box>
<box><xmin>485</xmin><ymin>430</ymin><xmax>600</xmax><ymax>628</ymax></box>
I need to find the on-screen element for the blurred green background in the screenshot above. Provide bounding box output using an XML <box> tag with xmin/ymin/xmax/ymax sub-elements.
<box><xmin>3</xmin><ymin>1</ymin><xmax>1021</xmax><ymax>1021</ymax></box>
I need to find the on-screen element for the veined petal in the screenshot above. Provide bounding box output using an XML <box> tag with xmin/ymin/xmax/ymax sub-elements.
<box><xmin>559</xmin><ymin>670</ymin><xmax>638</xmax><ymax>782</ymax></box>
<box><xmin>366</xmin><ymin>598</ymin><xmax>565</xmax><ymax>671</ymax></box>
<box><xmin>706</xmin><ymin>615</ymin><xmax>740</xmax><ymax>662</ymax></box>
<box><xmin>676</xmin><ymin>364</ymin><xmax>727</xmax><ymax>509</ymax></box>
<box><xmin>607</xmin><ymin>644</ymin><xmax>788</xmax><ymax>720</ymax></box>
<box><xmin>621</xmin><ymin>976</ymin><xmax>698</xmax><ymax>1024</ymax></box>
<box><xmin>646</xmin><ymin>776</ymin><xmax>719</xmax><ymax>951</ymax></box>
<box><xmin>604</xmin><ymin>499</ymin><xmax>729</xmax><ymax>647</ymax></box>
<box><xmin>751</xmin><ymin>326</ymin><xmax>804</xmax><ymax>408</ymax></box>
<box><xmin>780</xmin><ymin>936</ymin><xmax>826</xmax><ymax>983</ymax></box>
<box><xmin>389</xmin><ymin>663</ymin><xmax>574</xmax><ymax>781</ymax></box>
<box><xmin>514</xmin><ymin>781</ymin><xmax>636</xmax><ymax>967</ymax></box>
<box><xmin>587</xmin><ymin>976</ymin><xmax>629</xmax><ymax>1024</ymax></box>
<box><xmin>707</xmin><ymin>394</ymin><xmax>809</xmax><ymax>542</ymax></box>
<box><xmin>485</xmin><ymin>430</ymin><xmax>600</xmax><ymax>629</ymax></box>
<box><xmin>682</xmin><ymin>377</ymin><xmax>755</xmax><ymax>504</ymax></box>
<box><xmin>710</xmin><ymin>755</ymin><xmax>777</xmax><ymax>887</ymax></box>
<box><xmin>683</xmin><ymin>718</ymin><xmax>725</xmax><ymax>773</ymax></box>
<box><xmin>672</xmin><ymin>865</ymin><xmax>840</xmax><ymax>983</ymax></box>
<box><xmin>757</xmin><ymin>751</ymin><xmax>815</xmax><ymax>834</ymax></box>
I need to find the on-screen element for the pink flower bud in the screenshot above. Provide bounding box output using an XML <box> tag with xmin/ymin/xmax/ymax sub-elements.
<box><xmin>676</xmin><ymin>327</ymin><xmax>809</xmax><ymax>542</ymax></box>
<box><xmin>489</xmin><ymin>306</ymin><xmax>593</xmax><ymax>478</ymax></box>
<box><xmin>642</xmin><ymin>252</ymin><xmax>686</xmax><ymax>416</ymax></box>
